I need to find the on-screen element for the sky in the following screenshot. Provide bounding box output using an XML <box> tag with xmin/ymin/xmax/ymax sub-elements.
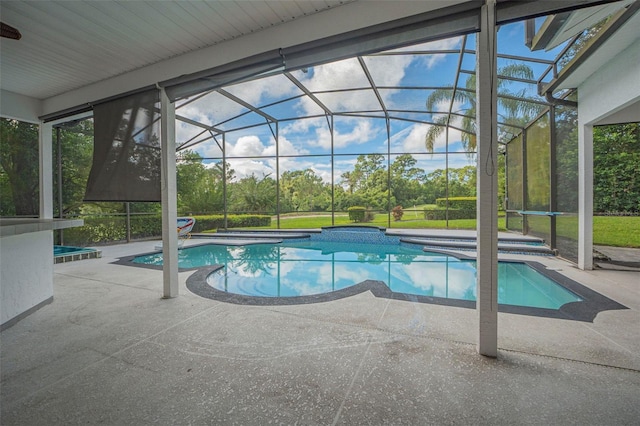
<box><xmin>173</xmin><ymin>20</ymin><xmax>568</xmax><ymax>184</ymax></box>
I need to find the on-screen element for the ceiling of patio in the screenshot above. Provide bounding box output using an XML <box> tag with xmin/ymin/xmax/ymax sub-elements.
<box><xmin>0</xmin><ymin>0</ymin><xmax>357</xmax><ymax>100</ymax></box>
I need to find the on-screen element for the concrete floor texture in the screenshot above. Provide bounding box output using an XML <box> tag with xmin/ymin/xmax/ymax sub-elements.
<box><xmin>2</xmin><ymin>239</ymin><xmax>640</xmax><ymax>425</ymax></box>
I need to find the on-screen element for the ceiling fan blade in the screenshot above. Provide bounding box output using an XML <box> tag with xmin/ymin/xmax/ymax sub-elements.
<box><xmin>1</xmin><ymin>22</ymin><xmax>22</xmax><ymax>40</ymax></box>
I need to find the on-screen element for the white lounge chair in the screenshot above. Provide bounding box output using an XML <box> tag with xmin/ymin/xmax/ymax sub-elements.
<box><xmin>177</xmin><ymin>217</ymin><xmax>195</xmax><ymax>238</ymax></box>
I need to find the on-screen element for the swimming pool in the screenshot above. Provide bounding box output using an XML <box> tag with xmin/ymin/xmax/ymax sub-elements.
<box><xmin>133</xmin><ymin>240</ymin><xmax>582</xmax><ymax>310</ymax></box>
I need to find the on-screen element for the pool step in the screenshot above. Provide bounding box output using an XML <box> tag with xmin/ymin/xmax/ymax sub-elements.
<box><xmin>194</xmin><ymin>232</ymin><xmax>312</xmax><ymax>240</ymax></box>
<box><xmin>386</xmin><ymin>230</ymin><xmax>545</xmax><ymax>245</ymax></box>
<box><xmin>401</xmin><ymin>238</ymin><xmax>555</xmax><ymax>255</ymax></box>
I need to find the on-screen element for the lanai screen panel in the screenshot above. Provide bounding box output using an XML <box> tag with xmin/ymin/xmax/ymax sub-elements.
<box><xmin>506</xmin><ymin>133</ymin><xmax>523</xmax><ymax>232</ymax></box>
<box><xmin>165</xmin><ymin>12</ymin><xmax>589</xmax><ymax>239</ymax></box>
<box><xmin>554</xmin><ymin>105</ymin><xmax>579</xmax><ymax>262</ymax></box>
<box><xmin>525</xmin><ymin>112</ymin><xmax>551</xmax><ymax>243</ymax></box>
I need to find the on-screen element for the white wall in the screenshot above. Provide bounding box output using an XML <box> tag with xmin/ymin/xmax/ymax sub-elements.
<box><xmin>578</xmin><ymin>40</ymin><xmax>640</xmax><ymax>125</ymax></box>
<box><xmin>575</xmin><ymin>39</ymin><xmax>639</xmax><ymax>270</ymax></box>
<box><xmin>1</xmin><ymin>231</ymin><xmax>54</xmax><ymax>327</ymax></box>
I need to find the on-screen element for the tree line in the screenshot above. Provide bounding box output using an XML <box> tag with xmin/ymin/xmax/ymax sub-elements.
<box><xmin>176</xmin><ymin>151</ymin><xmax>480</xmax><ymax>215</ymax></box>
<box><xmin>1</xmin><ymin>118</ymin><xmax>638</xmax><ymax>217</ymax></box>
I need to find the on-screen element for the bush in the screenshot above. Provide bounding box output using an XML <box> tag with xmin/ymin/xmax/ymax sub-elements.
<box><xmin>348</xmin><ymin>206</ymin><xmax>366</xmax><ymax>222</ymax></box>
<box><xmin>192</xmin><ymin>214</ymin><xmax>271</xmax><ymax>231</ymax></box>
<box><xmin>423</xmin><ymin>206</ymin><xmax>476</xmax><ymax>220</ymax></box>
<box><xmin>63</xmin><ymin>214</ymin><xmax>162</xmax><ymax>245</ymax></box>
<box><xmin>62</xmin><ymin>213</ymin><xmax>271</xmax><ymax>245</ymax></box>
<box><xmin>435</xmin><ymin>196</ymin><xmax>477</xmax><ymax>211</ymax></box>
<box><xmin>391</xmin><ymin>205</ymin><xmax>404</xmax><ymax>221</ymax></box>
<box><xmin>364</xmin><ymin>209</ymin><xmax>375</xmax><ymax>222</ymax></box>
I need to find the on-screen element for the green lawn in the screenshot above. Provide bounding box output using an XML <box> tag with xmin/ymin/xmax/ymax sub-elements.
<box><xmin>593</xmin><ymin>216</ymin><xmax>640</xmax><ymax>248</ymax></box>
<box><xmin>250</xmin><ymin>212</ymin><xmax>507</xmax><ymax>231</ymax></box>
<box><xmin>232</xmin><ymin>213</ymin><xmax>640</xmax><ymax>248</ymax></box>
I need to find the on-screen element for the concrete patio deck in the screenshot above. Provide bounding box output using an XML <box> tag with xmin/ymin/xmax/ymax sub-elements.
<box><xmin>2</xmin><ymin>239</ymin><xmax>639</xmax><ymax>424</ymax></box>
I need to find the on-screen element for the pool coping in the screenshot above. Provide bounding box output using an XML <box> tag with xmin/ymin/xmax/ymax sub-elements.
<box><xmin>114</xmin><ymin>240</ymin><xmax>628</xmax><ymax>322</ymax></box>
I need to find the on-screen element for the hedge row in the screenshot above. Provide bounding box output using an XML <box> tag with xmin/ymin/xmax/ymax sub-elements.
<box><xmin>191</xmin><ymin>214</ymin><xmax>271</xmax><ymax>232</ymax></box>
<box><xmin>62</xmin><ymin>215</ymin><xmax>162</xmax><ymax>245</ymax></box>
<box><xmin>347</xmin><ymin>206</ymin><xmax>375</xmax><ymax>222</ymax></box>
<box><xmin>435</xmin><ymin>197</ymin><xmax>477</xmax><ymax>211</ymax></box>
<box><xmin>423</xmin><ymin>207</ymin><xmax>476</xmax><ymax>220</ymax></box>
<box><xmin>347</xmin><ymin>206</ymin><xmax>366</xmax><ymax>222</ymax></box>
<box><xmin>61</xmin><ymin>214</ymin><xmax>271</xmax><ymax>245</ymax></box>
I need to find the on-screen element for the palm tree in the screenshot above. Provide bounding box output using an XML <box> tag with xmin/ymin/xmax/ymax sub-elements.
<box><xmin>424</xmin><ymin>63</ymin><xmax>543</xmax><ymax>152</ymax></box>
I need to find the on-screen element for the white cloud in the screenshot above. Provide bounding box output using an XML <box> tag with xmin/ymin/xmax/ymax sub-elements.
<box><xmin>387</xmin><ymin>37</ymin><xmax>462</xmax><ymax>61</ymax></box>
<box><xmin>221</xmin><ymin>133</ymin><xmax>320</xmax><ymax>180</ymax></box>
<box><xmin>299</xmin><ymin>58</ymin><xmax>369</xmax><ymax>92</ymax></box>
<box><xmin>281</xmin><ymin>116</ymin><xmax>327</xmax><ymax>136</ymax></box>
<box><xmin>175</xmin><ymin>102</ymin><xmax>215</xmax><ymax>146</ymax></box>
<box><xmin>390</xmin><ymin>122</ymin><xmax>464</xmax><ymax>153</ymax></box>
<box><xmin>262</xmin><ymin>135</ymin><xmax>308</xmax><ymax>157</ymax></box>
<box><xmin>229</xmin><ymin>135</ymin><xmax>266</xmax><ymax>157</ymax></box>
<box><xmin>227</xmin><ymin>159</ymin><xmax>274</xmax><ymax>181</ymax></box>
<box><xmin>309</xmin><ymin>119</ymin><xmax>379</xmax><ymax>150</ymax></box>
<box><xmin>197</xmin><ymin>138</ymin><xmax>223</xmax><ymax>159</ymax></box>
<box><xmin>224</xmin><ymin>74</ymin><xmax>299</xmax><ymax>107</ymax></box>
<box><xmin>388</xmin><ymin>261</ymin><xmax>477</xmax><ymax>299</ymax></box>
<box><xmin>180</xmin><ymin>91</ymin><xmax>245</xmax><ymax>124</ymax></box>
<box><xmin>420</xmin><ymin>38</ymin><xmax>461</xmax><ymax>69</ymax></box>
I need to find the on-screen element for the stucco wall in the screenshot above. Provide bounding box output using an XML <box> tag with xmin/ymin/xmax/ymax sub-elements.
<box><xmin>579</xmin><ymin>40</ymin><xmax>640</xmax><ymax>125</ymax></box>
<box><xmin>1</xmin><ymin>231</ymin><xmax>54</xmax><ymax>327</ymax></box>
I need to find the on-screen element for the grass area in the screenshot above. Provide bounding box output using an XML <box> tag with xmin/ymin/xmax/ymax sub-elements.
<box><xmin>218</xmin><ymin>212</ymin><xmax>639</xmax><ymax>248</ymax></box>
<box><xmin>554</xmin><ymin>215</ymin><xmax>640</xmax><ymax>248</ymax></box>
<box><xmin>594</xmin><ymin>216</ymin><xmax>640</xmax><ymax>248</ymax></box>
<box><xmin>249</xmin><ymin>213</ymin><xmax>507</xmax><ymax>231</ymax></box>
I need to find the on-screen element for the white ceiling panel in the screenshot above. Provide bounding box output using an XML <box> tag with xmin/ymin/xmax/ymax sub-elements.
<box><xmin>0</xmin><ymin>0</ymin><xmax>354</xmax><ymax>100</ymax></box>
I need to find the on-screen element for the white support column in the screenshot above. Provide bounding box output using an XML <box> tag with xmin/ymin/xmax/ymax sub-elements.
<box><xmin>476</xmin><ymin>0</ymin><xmax>498</xmax><ymax>358</ymax></box>
<box><xmin>160</xmin><ymin>88</ymin><xmax>179</xmax><ymax>298</ymax></box>
<box><xmin>39</xmin><ymin>122</ymin><xmax>54</xmax><ymax>219</ymax></box>
<box><xmin>578</xmin><ymin>123</ymin><xmax>594</xmax><ymax>270</ymax></box>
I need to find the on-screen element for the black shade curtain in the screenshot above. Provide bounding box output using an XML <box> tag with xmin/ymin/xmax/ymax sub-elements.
<box><xmin>84</xmin><ymin>89</ymin><xmax>161</xmax><ymax>202</ymax></box>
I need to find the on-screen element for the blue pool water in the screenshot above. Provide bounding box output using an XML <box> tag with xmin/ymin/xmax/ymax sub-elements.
<box><xmin>133</xmin><ymin>241</ymin><xmax>582</xmax><ymax>309</ymax></box>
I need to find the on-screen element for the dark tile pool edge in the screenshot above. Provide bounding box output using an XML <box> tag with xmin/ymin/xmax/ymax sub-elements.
<box><xmin>184</xmin><ymin>266</ymin><xmax>627</xmax><ymax>322</ymax></box>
